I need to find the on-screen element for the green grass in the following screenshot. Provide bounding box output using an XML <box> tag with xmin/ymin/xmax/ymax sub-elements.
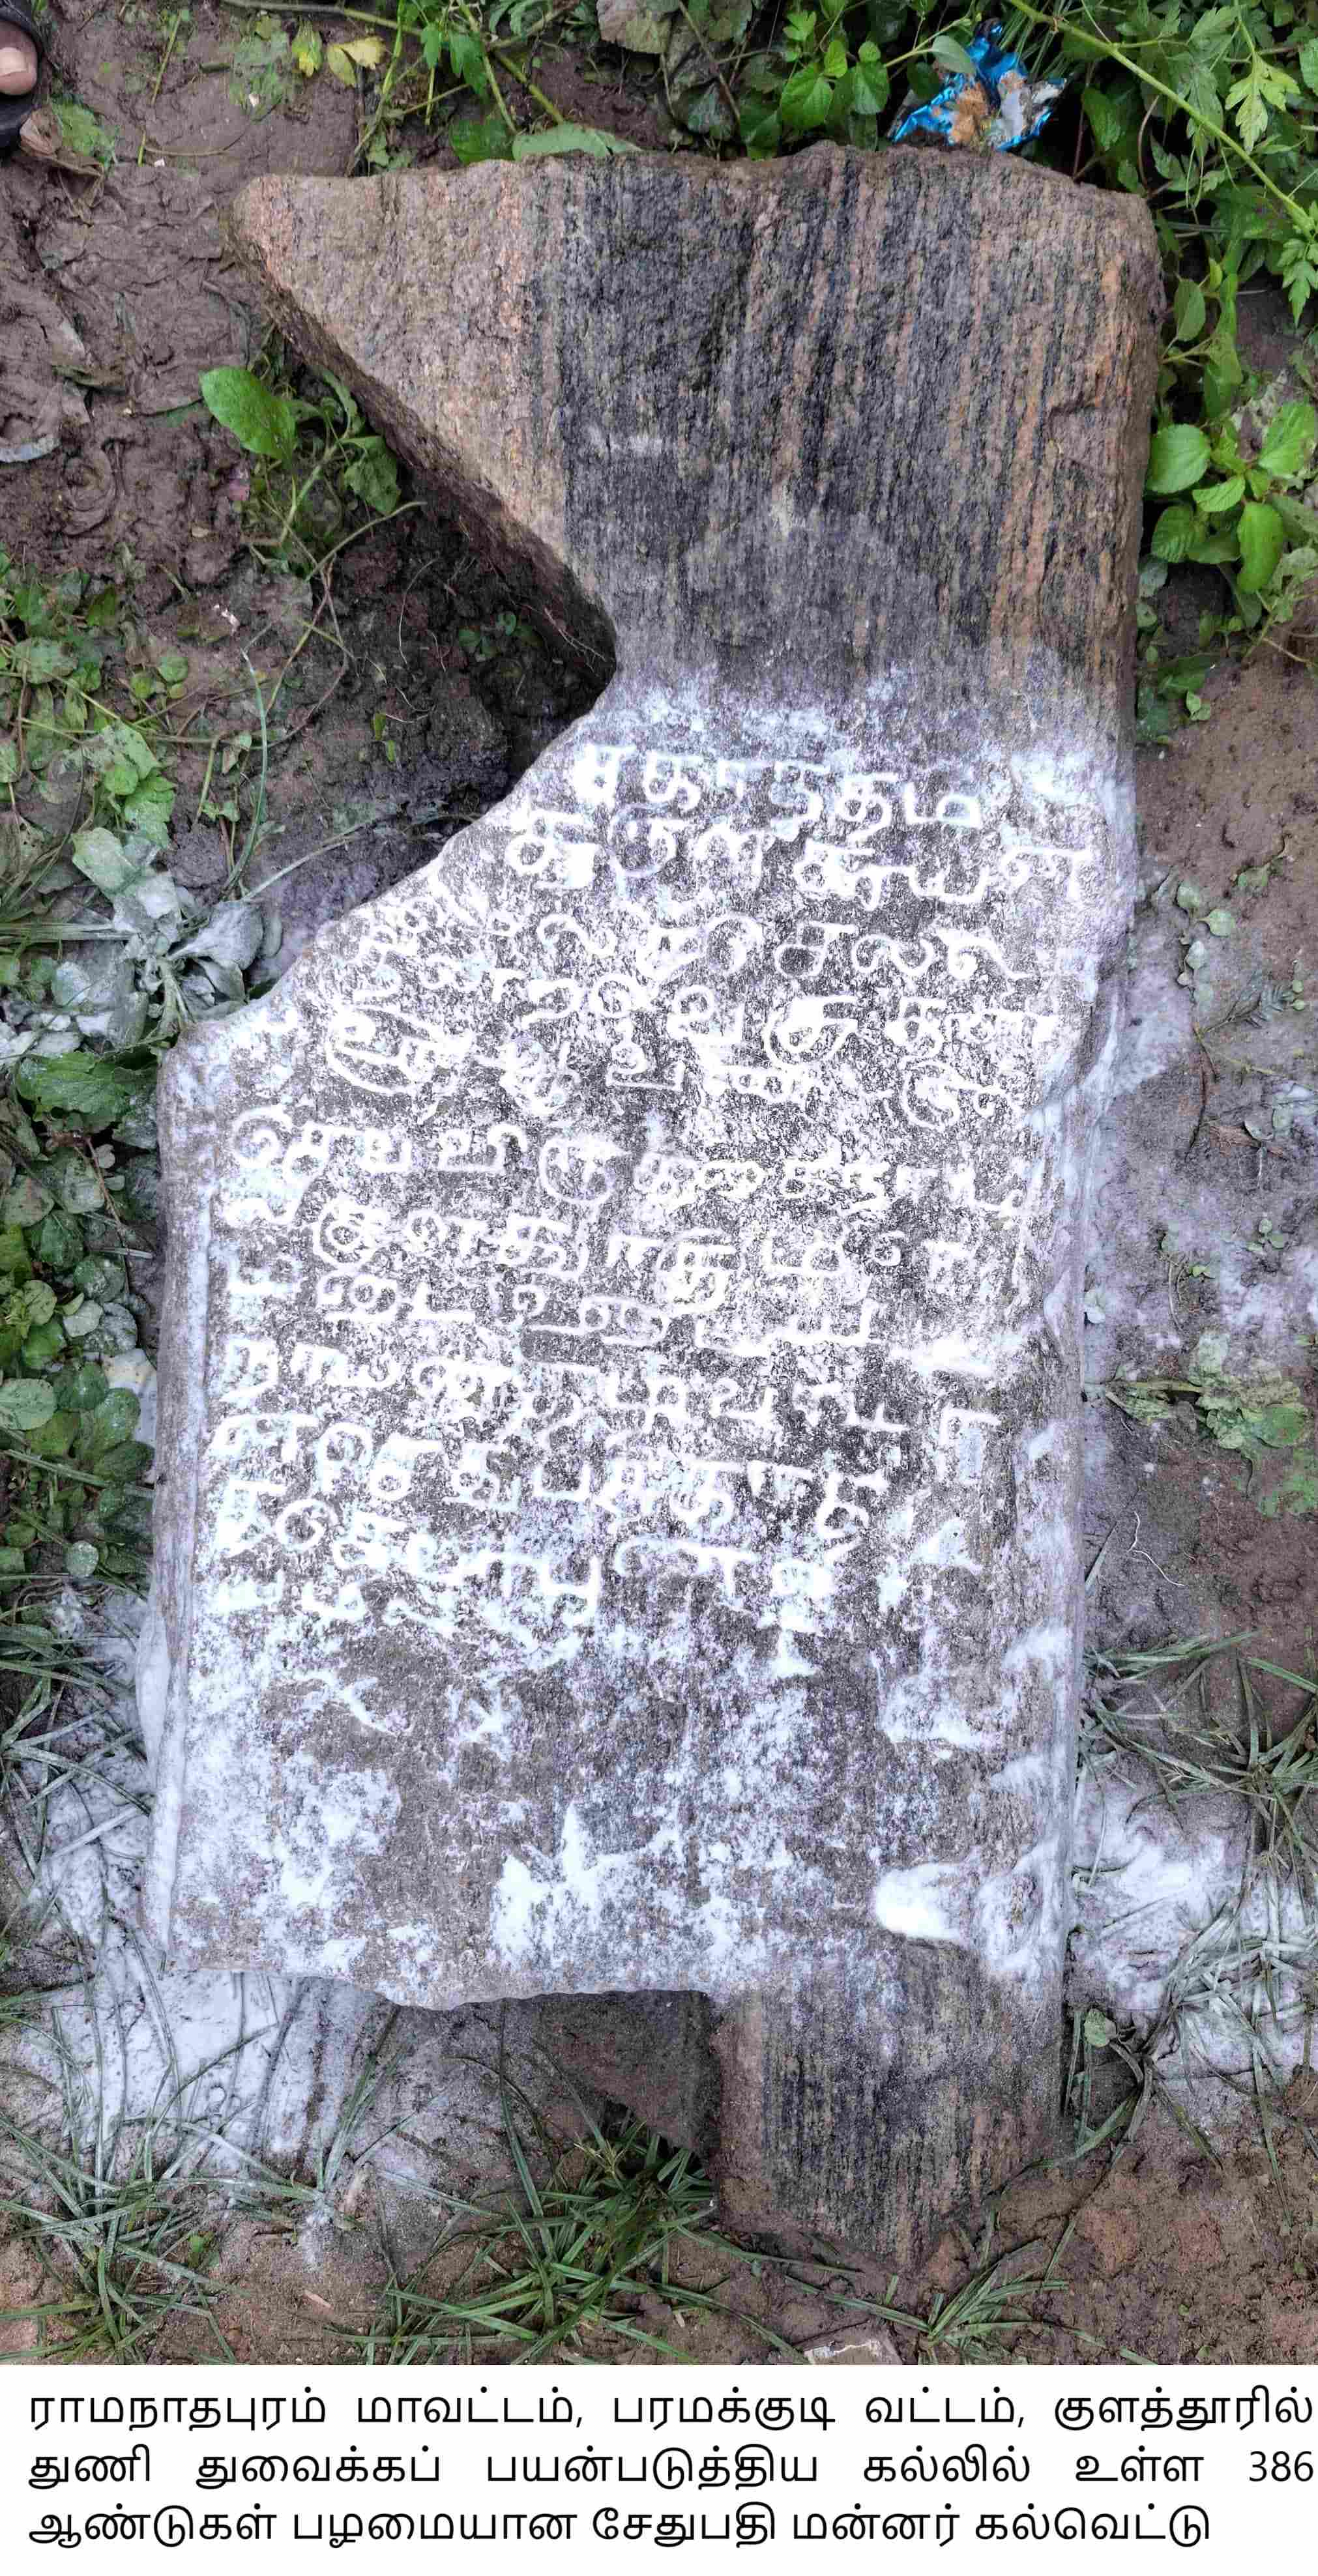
<box><xmin>1088</xmin><ymin>1631</ymin><xmax>1318</xmax><ymax>1892</ymax></box>
<box><xmin>352</xmin><ymin>2056</ymin><xmax>793</xmax><ymax>2362</ymax></box>
<box><xmin>1073</xmin><ymin>1629</ymin><xmax>1318</xmax><ymax>2172</ymax></box>
<box><xmin>0</xmin><ymin>2010</ymin><xmax>239</xmax><ymax>2362</ymax></box>
<box><xmin>801</xmin><ymin>2221</ymin><xmax>1077</xmax><ymax>2360</ymax></box>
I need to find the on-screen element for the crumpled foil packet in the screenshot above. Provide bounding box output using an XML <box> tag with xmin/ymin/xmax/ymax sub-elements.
<box><xmin>892</xmin><ymin>21</ymin><xmax>1065</xmax><ymax>152</ymax></box>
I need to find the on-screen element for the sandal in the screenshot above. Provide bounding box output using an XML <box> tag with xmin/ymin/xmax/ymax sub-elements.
<box><xmin>0</xmin><ymin>0</ymin><xmax>42</xmax><ymax>152</ymax></box>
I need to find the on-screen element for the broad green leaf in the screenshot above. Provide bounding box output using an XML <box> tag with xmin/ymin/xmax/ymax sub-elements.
<box><xmin>291</xmin><ymin>23</ymin><xmax>322</xmax><ymax>74</ymax></box>
<box><xmin>0</xmin><ymin>1379</ymin><xmax>57</xmax><ymax>1433</ymax></box>
<box><xmin>778</xmin><ymin>63</ymin><xmax>834</xmax><ymax>128</ymax></box>
<box><xmin>1187</xmin><ymin>527</ymin><xmax>1240</xmax><ymax>565</ymax></box>
<box><xmin>43</xmin><ymin>1150</ymin><xmax>104</xmax><ymax>1216</ymax></box>
<box><xmin>739</xmin><ymin>97</ymin><xmax>781</xmax><ymax>154</ymax></box>
<box><xmin>1146</xmin><ymin>424</ymin><xmax>1210</xmax><ymax>494</ymax></box>
<box><xmin>5</xmin><ymin>1282</ymin><xmax>56</xmax><ymax>1335</ymax></box>
<box><xmin>155</xmin><ymin>647</ymin><xmax>189</xmax><ymax>687</ymax></box>
<box><xmin>1301</xmin><ymin>37</ymin><xmax>1318</xmax><ymax>96</ymax></box>
<box><xmin>53</xmin><ymin>101</ymin><xmax>116</xmax><ymax>166</ymax></box>
<box><xmin>680</xmin><ymin>80</ymin><xmax>735</xmax><ymax>139</ymax></box>
<box><xmin>1</xmin><ymin>1178</ymin><xmax>53</xmax><ymax>1228</ymax></box>
<box><xmin>121</xmin><ymin>771</ymin><xmax>175</xmax><ymax>849</ymax></box>
<box><xmin>1237</xmin><ymin>499</ymin><xmax>1285</xmax><ymax>592</ymax></box>
<box><xmin>450</xmin><ymin>109</ymin><xmax>514</xmax><ymax>162</ymax></box>
<box><xmin>1150</xmin><ymin>504</ymin><xmax>1198</xmax><ymax>563</ymax></box>
<box><xmin>1257</xmin><ymin>399</ymin><xmax>1317</xmax><ymax>482</ymax></box>
<box><xmin>23</xmin><ymin>1321</ymin><xmax>65</xmax><ymax>1367</ymax></box>
<box><xmin>325</xmin><ymin>42</ymin><xmax>357</xmax><ymax>82</ymax></box>
<box><xmin>1171</xmin><ymin>280</ymin><xmax>1206</xmax><ymax>343</ymax></box>
<box><xmin>199</xmin><ymin>367</ymin><xmax>297</xmax><ymax>464</ymax></box>
<box><xmin>343</xmin><ymin>442</ymin><xmax>401</xmax><ymax>516</ymax></box>
<box><xmin>54</xmin><ymin>1362</ymin><xmax>111</xmax><ymax>1414</ymax></box>
<box><xmin>930</xmin><ymin>32</ymin><xmax>979</xmax><ymax>81</ymax></box>
<box><xmin>1194</xmin><ymin>475</ymin><xmax>1244</xmax><ymax>514</ymax></box>
<box><xmin>12</xmin><ymin>639</ymin><xmax>77</xmax><ymax>684</ymax></box>
<box><xmin>79</xmin><ymin>1387</ymin><xmax>141</xmax><ymax>1456</ymax></box>
<box><xmin>342</xmin><ymin>35</ymin><xmax>385</xmax><ymax>65</ymax></box>
<box><xmin>1253</xmin><ymin>1400</ymin><xmax>1311</xmax><ymax>1449</ymax></box>
<box><xmin>448</xmin><ymin>27</ymin><xmax>489</xmax><ymax>91</ymax></box>
<box><xmin>1081</xmin><ymin>83</ymin><xmax>1135</xmax><ymax>158</ymax></box>
<box><xmin>71</xmin><ymin>826</ymin><xmax>135</xmax><ymax>896</ymax></box>
<box><xmin>511</xmin><ymin>123</ymin><xmax>639</xmax><ymax>156</ymax></box>
<box><xmin>15</xmin><ymin>1050</ymin><xmax>145</xmax><ymax>1131</ymax></box>
<box><xmin>83</xmin><ymin>719</ymin><xmax>156</xmax><ymax>790</ymax></box>
<box><xmin>847</xmin><ymin>51</ymin><xmax>888</xmax><ymax>115</ymax></box>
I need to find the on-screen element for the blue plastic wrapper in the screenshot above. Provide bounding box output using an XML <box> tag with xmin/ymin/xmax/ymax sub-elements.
<box><xmin>890</xmin><ymin>21</ymin><xmax>1065</xmax><ymax>152</ymax></box>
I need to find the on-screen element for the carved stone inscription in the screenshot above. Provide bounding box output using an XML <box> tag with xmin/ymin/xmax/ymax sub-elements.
<box><xmin>143</xmin><ymin>689</ymin><xmax>1120</xmax><ymax>2024</ymax></box>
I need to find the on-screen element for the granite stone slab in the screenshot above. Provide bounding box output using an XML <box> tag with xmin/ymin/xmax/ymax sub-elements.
<box><xmin>140</xmin><ymin>145</ymin><xmax>1160</xmax><ymax>2253</ymax></box>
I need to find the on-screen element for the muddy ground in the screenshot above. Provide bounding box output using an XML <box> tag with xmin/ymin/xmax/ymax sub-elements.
<box><xmin>1</xmin><ymin>3</ymin><xmax>1316</xmax><ymax>2366</ymax></box>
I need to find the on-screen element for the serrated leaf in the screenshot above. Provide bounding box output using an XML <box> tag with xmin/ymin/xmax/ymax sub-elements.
<box><xmin>1081</xmin><ymin>83</ymin><xmax>1135</xmax><ymax>158</ymax></box>
<box><xmin>1194</xmin><ymin>474</ymin><xmax>1244</xmax><ymax>515</ymax></box>
<box><xmin>1150</xmin><ymin>503</ymin><xmax>1198</xmax><ymax>563</ymax></box>
<box><xmin>53</xmin><ymin>101</ymin><xmax>117</xmax><ymax>166</ymax></box>
<box><xmin>1146</xmin><ymin>424</ymin><xmax>1210</xmax><ymax>495</ymax></box>
<box><xmin>845</xmin><ymin>53</ymin><xmax>888</xmax><ymax>115</ymax></box>
<box><xmin>778</xmin><ymin>63</ymin><xmax>834</xmax><ymax>128</ymax></box>
<box><xmin>510</xmin><ymin>123</ymin><xmax>639</xmax><ymax>156</ymax></box>
<box><xmin>448</xmin><ymin>26</ymin><xmax>488</xmax><ymax>91</ymax></box>
<box><xmin>199</xmin><ymin>367</ymin><xmax>297</xmax><ymax>463</ymax></box>
<box><xmin>343</xmin><ymin>442</ymin><xmax>400</xmax><ymax>516</ymax></box>
<box><xmin>1237</xmin><ymin>499</ymin><xmax>1285</xmax><ymax>593</ymax></box>
<box><xmin>1257</xmin><ymin>399</ymin><xmax>1317</xmax><ymax>482</ymax></box>
<box><xmin>291</xmin><ymin>22</ymin><xmax>322</xmax><ymax>73</ymax></box>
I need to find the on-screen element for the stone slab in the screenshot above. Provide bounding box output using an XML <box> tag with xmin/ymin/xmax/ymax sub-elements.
<box><xmin>141</xmin><ymin>145</ymin><xmax>1160</xmax><ymax>2257</ymax></box>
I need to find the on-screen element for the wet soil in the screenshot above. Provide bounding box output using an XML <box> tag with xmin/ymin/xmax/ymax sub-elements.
<box><xmin>2</xmin><ymin>2</ymin><xmax>1317</xmax><ymax>2368</ymax></box>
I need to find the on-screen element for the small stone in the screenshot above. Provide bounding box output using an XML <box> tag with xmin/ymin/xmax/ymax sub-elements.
<box><xmin>803</xmin><ymin>2328</ymin><xmax>901</xmax><ymax>2365</ymax></box>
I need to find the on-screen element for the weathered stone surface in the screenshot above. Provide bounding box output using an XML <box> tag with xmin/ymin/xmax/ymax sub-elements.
<box><xmin>141</xmin><ymin>146</ymin><xmax>1160</xmax><ymax>2257</ymax></box>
